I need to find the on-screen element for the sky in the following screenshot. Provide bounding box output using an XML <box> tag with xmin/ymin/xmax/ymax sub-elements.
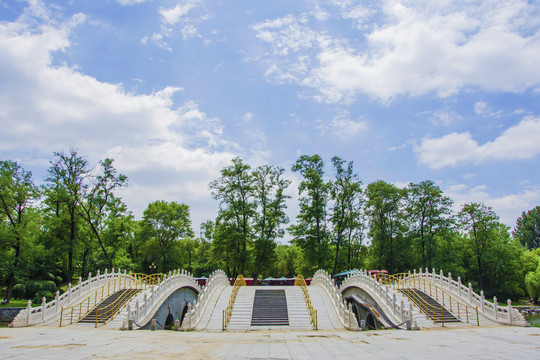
<box><xmin>1</xmin><ymin>0</ymin><xmax>540</xmax><ymax>236</ymax></box>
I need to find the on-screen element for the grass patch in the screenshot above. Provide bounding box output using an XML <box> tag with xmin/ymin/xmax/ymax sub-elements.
<box><xmin>0</xmin><ymin>299</ymin><xmax>31</xmax><ymax>308</ymax></box>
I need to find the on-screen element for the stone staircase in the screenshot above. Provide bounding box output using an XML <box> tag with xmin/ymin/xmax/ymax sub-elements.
<box><xmin>400</xmin><ymin>288</ymin><xmax>461</xmax><ymax>324</ymax></box>
<box><xmin>227</xmin><ymin>287</ymin><xmax>255</xmax><ymax>331</ymax></box>
<box><xmin>251</xmin><ymin>289</ymin><xmax>289</xmax><ymax>326</ymax></box>
<box><xmin>79</xmin><ymin>289</ymin><xmax>138</xmax><ymax>325</ymax></box>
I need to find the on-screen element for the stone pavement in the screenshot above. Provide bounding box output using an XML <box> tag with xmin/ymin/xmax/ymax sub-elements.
<box><xmin>1</xmin><ymin>325</ymin><xmax>539</xmax><ymax>359</ymax></box>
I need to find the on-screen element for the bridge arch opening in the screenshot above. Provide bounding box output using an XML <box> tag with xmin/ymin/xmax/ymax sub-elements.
<box><xmin>165</xmin><ymin>313</ymin><xmax>174</xmax><ymax>328</ymax></box>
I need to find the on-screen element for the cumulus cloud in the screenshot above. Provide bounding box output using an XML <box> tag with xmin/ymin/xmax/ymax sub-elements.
<box><xmin>415</xmin><ymin>116</ymin><xmax>540</xmax><ymax>168</ymax></box>
<box><xmin>253</xmin><ymin>0</ymin><xmax>540</xmax><ymax>103</ymax></box>
<box><xmin>444</xmin><ymin>183</ymin><xmax>540</xmax><ymax>228</ymax></box>
<box><xmin>115</xmin><ymin>0</ymin><xmax>151</xmax><ymax>5</ymax></box>
<box><xmin>0</xmin><ymin>2</ymin><xmax>235</xmax><ymax>227</ymax></box>
<box><xmin>316</xmin><ymin>110</ymin><xmax>368</xmax><ymax>139</ymax></box>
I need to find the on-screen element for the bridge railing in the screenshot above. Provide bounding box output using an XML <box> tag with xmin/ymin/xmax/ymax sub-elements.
<box><xmin>12</xmin><ymin>268</ymin><xmax>128</xmax><ymax>327</ymax></box>
<box><xmin>295</xmin><ymin>275</ymin><xmax>318</xmax><ymax>329</ymax></box>
<box><xmin>222</xmin><ymin>275</ymin><xmax>246</xmax><ymax>330</ymax></box>
<box><xmin>337</xmin><ymin>269</ymin><xmax>414</xmax><ymax>328</ymax></box>
<box><xmin>181</xmin><ymin>270</ymin><xmax>230</xmax><ymax>330</ymax></box>
<box><xmin>312</xmin><ymin>270</ymin><xmax>361</xmax><ymax>330</ymax></box>
<box><xmin>124</xmin><ymin>269</ymin><xmax>200</xmax><ymax>328</ymax></box>
<box><xmin>415</xmin><ymin>268</ymin><xmax>527</xmax><ymax>326</ymax></box>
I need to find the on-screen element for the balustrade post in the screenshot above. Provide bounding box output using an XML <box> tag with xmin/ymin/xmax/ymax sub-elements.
<box><xmin>67</xmin><ymin>283</ymin><xmax>72</xmax><ymax>304</ymax></box>
<box><xmin>409</xmin><ymin>303</ymin><xmax>413</xmax><ymax>322</ymax></box>
<box><xmin>480</xmin><ymin>291</ymin><xmax>485</xmax><ymax>312</ymax></box>
<box><xmin>41</xmin><ymin>297</ymin><xmax>46</xmax><ymax>320</ymax></box>
<box><xmin>448</xmin><ymin>273</ymin><xmax>452</xmax><ymax>291</ymax></box>
<box><xmin>26</xmin><ymin>300</ymin><xmax>32</xmax><ymax>325</ymax></box>
<box><xmin>507</xmin><ymin>300</ymin><xmax>513</xmax><ymax>325</ymax></box>
<box><xmin>440</xmin><ymin>270</ymin><xmax>444</xmax><ymax>288</ymax></box>
<box><xmin>493</xmin><ymin>297</ymin><xmax>498</xmax><ymax>319</ymax></box>
<box><xmin>96</xmin><ymin>270</ymin><xmax>101</xmax><ymax>287</ymax></box>
<box><xmin>385</xmin><ymin>286</ymin><xmax>389</xmax><ymax>306</ymax></box>
<box><xmin>88</xmin><ymin>273</ymin><xmax>92</xmax><ymax>290</ymax></box>
<box><xmin>468</xmin><ymin>282</ymin><xmax>473</xmax><ymax>304</ymax></box>
<box><xmin>401</xmin><ymin>299</ymin><xmax>405</xmax><ymax>321</ymax></box>
<box><xmin>135</xmin><ymin>300</ymin><xmax>140</xmax><ymax>322</ymax></box>
<box><xmin>457</xmin><ymin>277</ymin><xmax>462</xmax><ymax>297</ymax></box>
<box><xmin>392</xmin><ymin>293</ymin><xmax>397</xmax><ymax>315</ymax></box>
<box><xmin>55</xmin><ymin>290</ymin><xmax>60</xmax><ymax>313</ymax></box>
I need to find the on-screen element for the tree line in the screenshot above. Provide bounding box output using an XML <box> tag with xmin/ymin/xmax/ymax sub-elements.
<box><xmin>1</xmin><ymin>150</ymin><xmax>540</xmax><ymax>302</ymax></box>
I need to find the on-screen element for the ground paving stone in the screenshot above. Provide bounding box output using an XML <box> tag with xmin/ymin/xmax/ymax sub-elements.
<box><xmin>1</xmin><ymin>325</ymin><xmax>539</xmax><ymax>359</ymax></box>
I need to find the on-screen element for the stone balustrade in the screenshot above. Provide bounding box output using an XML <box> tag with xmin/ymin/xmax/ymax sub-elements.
<box><xmin>12</xmin><ymin>268</ymin><xmax>128</xmax><ymax>327</ymax></box>
<box><xmin>414</xmin><ymin>268</ymin><xmax>528</xmax><ymax>326</ymax></box>
<box><xmin>181</xmin><ymin>269</ymin><xmax>230</xmax><ymax>330</ymax></box>
<box><xmin>124</xmin><ymin>269</ymin><xmax>200</xmax><ymax>328</ymax></box>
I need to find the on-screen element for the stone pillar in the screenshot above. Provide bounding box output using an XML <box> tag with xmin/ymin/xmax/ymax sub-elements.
<box><xmin>67</xmin><ymin>283</ymin><xmax>72</xmax><ymax>303</ymax></box>
<box><xmin>151</xmin><ymin>319</ymin><xmax>156</xmax><ymax>331</ymax></box>
<box><xmin>135</xmin><ymin>300</ymin><xmax>140</xmax><ymax>322</ymax></box>
<box><xmin>400</xmin><ymin>299</ymin><xmax>405</xmax><ymax>321</ymax></box>
<box><xmin>457</xmin><ymin>277</ymin><xmax>462</xmax><ymax>297</ymax></box>
<box><xmin>55</xmin><ymin>290</ymin><xmax>60</xmax><ymax>312</ymax></box>
<box><xmin>480</xmin><ymin>291</ymin><xmax>485</xmax><ymax>312</ymax></box>
<box><xmin>392</xmin><ymin>293</ymin><xmax>397</xmax><ymax>315</ymax></box>
<box><xmin>174</xmin><ymin>319</ymin><xmax>180</xmax><ymax>331</ymax></box>
<box><xmin>41</xmin><ymin>297</ymin><xmax>46</xmax><ymax>320</ymax></box>
<box><xmin>508</xmin><ymin>300</ymin><xmax>513</xmax><ymax>325</ymax></box>
<box><xmin>440</xmin><ymin>270</ymin><xmax>444</xmax><ymax>288</ymax></box>
<box><xmin>493</xmin><ymin>297</ymin><xmax>498</xmax><ymax>319</ymax></box>
<box><xmin>409</xmin><ymin>303</ymin><xmax>413</xmax><ymax>322</ymax></box>
<box><xmin>360</xmin><ymin>319</ymin><xmax>366</xmax><ymax>331</ymax></box>
<box><xmin>26</xmin><ymin>300</ymin><xmax>32</xmax><ymax>325</ymax></box>
<box><xmin>468</xmin><ymin>283</ymin><xmax>473</xmax><ymax>304</ymax></box>
<box><xmin>448</xmin><ymin>273</ymin><xmax>452</xmax><ymax>291</ymax></box>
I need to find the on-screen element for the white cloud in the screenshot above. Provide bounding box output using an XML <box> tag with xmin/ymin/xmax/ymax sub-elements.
<box><xmin>428</xmin><ymin>111</ymin><xmax>462</xmax><ymax>126</ymax></box>
<box><xmin>415</xmin><ymin>116</ymin><xmax>540</xmax><ymax>169</ymax></box>
<box><xmin>316</xmin><ymin>110</ymin><xmax>368</xmax><ymax>139</ymax></box>
<box><xmin>159</xmin><ymin>2</ymin><xmax>199</xmax><ymax>26</ymax></box>
<box><xmin>475</xmin><ymin>101</ymin><xmax>487</xmax><ymax>115</ymax></box>
<box><xmin>0</xmin><ymin>3</ymin><xmax>236</xmax><ymax>228</ymax></box>
<box><xmin>253</xmin><ymin>0</ymin><xmax>540</xmax><ymax>103</ymax></box>
<box><xmin>444</xmin><ymin>184</ymin><xmax>540</xmax><ymax>228</ymax></box>
<box><xmin>116</xmin><ymin>0</ymin><xmax>151</xmax><ymax>5</ymax></box>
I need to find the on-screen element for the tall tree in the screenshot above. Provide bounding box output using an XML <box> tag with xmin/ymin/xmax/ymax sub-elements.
<box><xmin>406</xmin><ymin>180</ymin><xmax>453</xmax><ymax>270</ymax></box>
<box><xmin>251</xmin><ymin>165</ymin><xmax>291</xmax><ymax>282</ymax></box>
<box><xmin>77</xmin><ymin>158</ymin><xmax>128</xmax><ymax>268</ymax></box>
<box><xmin>289</xmin><ymin>154</ymin><xmax>330</xmax><ymax>271</ymax></box>
<box><xmin>458</xmin><ymin>202</ymin><xmax>499</xmax><ymax>291</ymax></box>
<box><xmin>365</xmin><ymin>180</ymin><xmax>407</xmax><ymax>274</ymax></box>
<box><xmin>513</xmin><ymin>206</ymin><xmax>540</xmax><ymax>250</ymax></box>
<box><xmin>0</xmin><ymin>161</ymin><xmax>39</xmax><ymax>300</ymax></box>
<box><xmin>138</xmin><ymin>200</ymin><xmax>194</xmax><ymax>273</ymax></box>
<box><xmin>209</xmin><ymin>157</ymin><xmax>255</xmax><ymax>277</ymax></box>
<box><xmin>329</xmin><ymin>156</ymin><xmax>363</xmax><ymax>275</ymax></box>
<box><xmin>43</xmin><ymin>149</ymin><xmax>90</xmax><ymax>281</ymax></box>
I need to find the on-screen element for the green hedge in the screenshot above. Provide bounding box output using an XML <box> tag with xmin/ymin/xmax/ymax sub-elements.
<box><xmin>25</xmin><ymin>280</ymin><xmax>57</xmax><ymax>298</ymax></box>
<box><xmin>12</xmin><ymin>284</ymin><xmax>26</xmax><ymax>299</ymax></box>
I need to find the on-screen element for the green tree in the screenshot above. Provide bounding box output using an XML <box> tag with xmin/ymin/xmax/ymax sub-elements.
<box><xmin>289</xmin><ymin>154</ymin><xmax>330</xmax><ymax>272</ymax></box>
<box><xmin>513</xmin><ymin>206</ymin><xmax>540</xmax><ymax>250</ymax></box>
<box><xmin>458</xmin><ymin>202</ymin><xmax>499</xmax><ymax>291</ymax></box>
<box><xmin>329</xmin><ymin>156</ymin><xmax>363</xmax><ymax>274</ymax></box>
<box><xmin>43</xmin><ymin>149</ymin><xmax>90</xmax><ymax>281</ymax></box>
<box><xmin>77</xmin><ymin>158</ymin><xmax>128</xmax><ymax>269</ymax></box>
<box><xmin>251</xmin><ymin>165</ymin><xmax>291</xmax><ymax>282</ymax></box>
<box><xmin>0</xmin><ymin>161</ymin><xmax>39</xmax><ymax>300</ymax></box>
<box><xmin>365</xmin><ymin>180</ymin><xmax>408</xmax><ymax>274</ymax></box>
<box><xmin>209</xmin><ymin>157</ymin><xmax>255</xmax><ymax>277</ymax></box>
<box><xmin>525</xmin><ymin>261</ymin><xmax>540</xmax><ymax>302</ymax></box>
<box><xmin>406</xmin><ymin>180</ymin><xmax>453</xmax><ymax>270</ymax></box>
<box><xmin>138</xmin><ymin>200</ymin><xmax>194</xmax><ymax>273</ymax></box>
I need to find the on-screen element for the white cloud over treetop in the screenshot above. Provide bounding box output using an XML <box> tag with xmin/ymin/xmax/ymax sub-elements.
<box><xmin>254</xmin><ymin>0</ymin><xmax>540</xmax><ymax>103</ymax></box>
<box><xmin>415</xmin><ymin>117</ymin><xmax>540</xmax><ymax>169</ymax></box>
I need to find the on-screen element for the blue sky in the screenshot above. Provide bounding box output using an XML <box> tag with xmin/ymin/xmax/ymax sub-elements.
<box><xmin>1</xmin><ymin>0</ymin><xmax>540</xmax><ymax>235</ymax></box>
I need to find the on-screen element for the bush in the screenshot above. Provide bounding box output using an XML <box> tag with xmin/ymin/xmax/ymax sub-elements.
<box><xmin>25</xmin><ymin>281</ymin><xmax>43</xmax><ymax>298</ymax></box>
<box><xmin>25</xmin><ymin>280</ymin><xmax>57</xmax><ymax>298</ymax></box>
<box><xmin>32</xmin><ymin>290</ymin><xmax>55</xmax><ymax>305</ymax></box>
<box><xmin>12</xmin><ymin>284</ymin><xmax>26</xmax><ymax>299</ymax></box>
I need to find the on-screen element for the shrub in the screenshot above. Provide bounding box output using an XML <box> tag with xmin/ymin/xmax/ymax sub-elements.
<box><xmin>25</xmin><ymin>281</ymin><xmax>43</xmax><ymax>298</ymax></box>
<box><xmin>32</xmin><ymin>290</ymin><xmax>55</xmax><ymax>305</ymax></box>
<box><xmin>12</xmin><ymin>284</ymin><xmax>26</xmax><ymax>299</ymax></box>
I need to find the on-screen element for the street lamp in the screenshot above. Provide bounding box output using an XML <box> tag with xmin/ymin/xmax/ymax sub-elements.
<box><xmin>149</xmin><ymin>262</ymin><xmax>157</xmax><ymax>274</ymax></box>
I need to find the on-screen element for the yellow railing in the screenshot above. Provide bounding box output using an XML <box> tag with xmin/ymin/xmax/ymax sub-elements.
<box><xmin>383</xmin><ymin>273</ymin><xmax>479</xmax><ymax>326</ymax></box>
<box><xmin>295</xmin><ymin>275</ymin><xmax>317</xmax><ymax>330</ymax></box>
<box><xmin>222</xmin><ymin>275</ymin><xmax>246</xmax><ymax>331</ymax></box>
<box><xmin>60</xmin><ymin>273</ymin><xmax>164</xmax><ymax>327</ymax></box>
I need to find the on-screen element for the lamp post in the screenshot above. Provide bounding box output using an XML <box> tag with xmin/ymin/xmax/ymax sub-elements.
<box><xmin>149</xmin><ymin>263</ymin><xmax>157</xmax><ymax>274</ymax></box>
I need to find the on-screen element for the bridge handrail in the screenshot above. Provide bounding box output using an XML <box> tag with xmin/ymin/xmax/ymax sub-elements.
<box><xmin>384</xmin><ymin>274</ymin><xmax>480</xmax><ymax>326</ymax></box>
<box><xmin>124</xmin><ymin>269</ymin><xmax>200</xmax><ymax>328</ymax></box>
<box><xmin>338</xmin><ymin>269</ymin><xmax>414</xmax><ymax>327</ymax></box>
<box><xmin>415</xmin><ymin>268</ymin><xmax>527</xmax><ymax>326</ymax></box>
<box><xmin>11</xmin><ymin>268</ymin><xmax>129</xmax><ymax>327</ymax></box>
<box><xmin>182</xmin><ymin>270</ymin><xmax>230</xmax><ymax>330</ymax></box>
<box><xmin>222</xmin><ymin>275</ymin><xmax>246</xmax><ymax>331</ymax></box>
<box><xmin>294</xmin><ymin>275</ymin><xmax>318</xmax><ymax>330</ymax></box>
<box><xmin>312</xmin><ymin>270</ymin><xmax>360</xmax><ymax>330</ymax></box>
<box><xmin>59</xmin><ymin>273</ymin><xmax>158</xmax><ymax>327</ymax></box>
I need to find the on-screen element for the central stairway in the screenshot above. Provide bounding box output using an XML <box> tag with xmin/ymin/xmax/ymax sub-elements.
<box><xmin>251</xmin><ymin>289</ymin><xmax>289</xmax><ymax>326</ymax></box>
<box><xmin>400</xmin><ymin>288</ymin><xmax>461</xmax><ymax>324</ymax></box>
<box><xmin>78</xmin><ymin>289</ymin><xmax>139</xmax><ymax>325</ymax></box>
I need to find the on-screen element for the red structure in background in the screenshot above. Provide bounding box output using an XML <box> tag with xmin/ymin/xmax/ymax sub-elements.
<box><xmin>225</xmin><ymin>277</ymin><xmax>311</xmax><ymax>286</ymax></box>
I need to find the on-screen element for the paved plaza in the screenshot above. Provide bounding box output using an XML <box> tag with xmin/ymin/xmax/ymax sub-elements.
<box><xmin>1</xmin><ymin>325</ymin><xmax>539</xmax><ymax>359</ymax></box>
